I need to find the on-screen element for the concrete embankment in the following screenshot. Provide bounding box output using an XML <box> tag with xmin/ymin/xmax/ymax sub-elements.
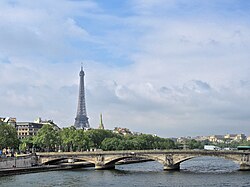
<box><xmin>0</xmin><ymin>163</ymin><xmax>94</xmax><ymax>177</ymax></box>
<box><xmin>0</xmin><ymin>165</ymin><xmax>63</xmax><ymax>177</ymax></box>
<box><xmin>0</xmin><ymin>154</ymin><xmax>36</xmax><ymax>169</ymax></box>
<box><xmin>0</xmin><ymin>156</ymin><xmax>152</xmax><ymax>177</ymax></box>
<box><xmin>0</xmin><ymin>154</ymin><xmax>94</xmax><ymax>177</ymax></box>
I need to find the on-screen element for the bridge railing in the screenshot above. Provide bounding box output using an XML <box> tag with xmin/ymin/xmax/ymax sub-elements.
<box><xmin>35</xmin><ymin>149</ymin><xmax>249</xmax><ymax>156</ymax></box>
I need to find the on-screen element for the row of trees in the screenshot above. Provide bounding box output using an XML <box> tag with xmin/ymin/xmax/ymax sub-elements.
<box><xmin>19</xmin><ymin>125</ymin><xmax>176</xmax><ymax>152</ymax></box>
<box><xmin>176</xmin><ymin>139</ymin><xmax>250</xmax><ymax>150</ymax></box>
<box><xmin>1</xmin><ymin>124</ymin><xmax>250</xmax><ymax>152</ymax></box>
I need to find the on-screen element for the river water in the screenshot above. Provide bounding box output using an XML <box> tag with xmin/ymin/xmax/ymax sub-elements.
<box><xmin>0</xmin><ymin>157</ymin><xmax>250</xmax><ymax>187</ymax></box>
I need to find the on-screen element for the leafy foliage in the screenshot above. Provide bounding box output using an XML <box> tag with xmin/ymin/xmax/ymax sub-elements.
<box><xmin>0</xmin><ymin>124</ymin><xmax>19</xmax><ymax>149</ymax></box>
<box><xmin>19</xmin><ymin>137</ymin><xmax>34</xmax><ymax>152</ymax></box>
<box><xmin>59</xmin><ymin>126</ymin><xmax>76</xmax><ymax>151</ymax></box>
<box><xmin>85</xmin><ymin>129</ymin><xmax>116</xmax><ymax>149</ymax></box>
<box><xmin>33</xmin><ymin>124</ymin><xmax>59</xmax><ymax>151</ymax></box>
<box><xmin>30</xmin><ymin>127</ymin><xmax>176</xmax><ymax>151</ymax></box>
<box><xmin>101</xmin><ymin>134</ymin><xmax>176</xmax><ymax>151</ymax></box>
<box><xmin>4</xmin><ymin>123</ymin><xmax>249</xmax><ymax>152</ymax></box>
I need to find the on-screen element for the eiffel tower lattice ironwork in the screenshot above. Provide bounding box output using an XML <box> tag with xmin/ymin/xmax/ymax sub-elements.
<box><xmin>74</xmin><ymin>66</ymin><xmax>89</xmax><ymax>129</ymax></box>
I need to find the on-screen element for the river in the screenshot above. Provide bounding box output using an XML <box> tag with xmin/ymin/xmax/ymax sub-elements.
<box><xmin>0</xmin><ymin>157</ymin><xmax>250</xmax><ymax>187</ymax></box>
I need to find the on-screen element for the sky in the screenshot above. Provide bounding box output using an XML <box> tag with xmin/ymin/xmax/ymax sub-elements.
<box><xmin>0</xmin><ymin>0</ymin><xmax>250</xmax><ymax>138</ymax></box>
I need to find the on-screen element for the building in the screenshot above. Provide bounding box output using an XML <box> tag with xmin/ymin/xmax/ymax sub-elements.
<box><xmin>113</xmin><ymin>127</ymin><xmax>132</xmax><ymax>135</ymax></box>
<box><xmin>208</xmin><ymin>135</ymin><xmax>224</xmax><ymax>143</ymax></box>
<box><xmin>34</xmin><ymin>117</ymin><xmax>60</xmax><ymax>131</ymax></box>
<box><xmin>234</xmin><ymin>134</ymin><xmax>246</xmax><ymax>141</ymax></box>
<box><xmin>74</xmin><ymin>66</ymin><xmax>90</xmax><ymax>129</ymax></box>
<box><xmin>224</xmin><ymin>134</ymin><xmax>237</xmax><ymax>140</ymax></box>
<box><xmin>224</xmin><ymin>134</ymin><xmax>246</xmax><ymax>142</ymax></box>
<box><xmin>193</xmin><ymin>136</ymin><xmax>209</xmax><ymax>142</ymax></box>
<box><xmin>0</xmin><ymin>117</ymin><xmax>16</xmax><ymax>126</ymax></box>
<box><xmin>98</xmin><ymin>114</ymin><xmax>104</xmax><ymax>130</ymax></box>
<box><xmin>16</xmin><ymin>118</ymin><xmax>60</xmax><ymax>139</ymax></box>
<box><xmin>177</xmin><ymin>137</ymin><xmax>192</xmax><ymax>144</ymax></box>
<box><xmin>16</xmin><ymin>122</ymin><xmax>43</xmax><ymax>139</ymax></box>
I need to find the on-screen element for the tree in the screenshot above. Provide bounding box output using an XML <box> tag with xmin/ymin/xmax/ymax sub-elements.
<box><xmin>33</xmin><ymin>124</ymin><xmax>59</xmax><ymax>151</ymax></box>
<box><xmin>239</xmin><ymin>140</ymin><xmax>250</xmax><ymax>146</ymax></box>
<box><xmin>59</xmin><ymin>126</ymin><xmax>76</xmax><ymax>151</ymax></box>
<box><xmin>100</xmin><ymin>133</ymin><xmax>176</xmax><ymax>151</ymax></box>
<box><xmin>19</xmin><ymin>137</ymin><xmax>34</xmax><ymax>152</ymax></box>
<box><xmin>101</xmin><ymin>137</ymin><xmax>121</xmax><ymax>151</ymax></box>
<box><xmin>157</xmin><ymin>138</ymin><xmax>176</xmax><ymax>149</ymax></box>
<box><xmin>186</xmin><ymin>139</ymin><xmax>203</xmax><ymax>149</ymax></box>
<box><xmin>72</xmin><ymin>130</ymin><xmax>90</xmax><ymax>151</ymax></box>
<box><xmin>0</xmin><ymin>124</ymin><xmax>19</xmax><ymax>149</ymax></box>
<box><xmin>85</xmin><ymin>129</ymin><xmax>115</xmax><ymax>149</ymax></box>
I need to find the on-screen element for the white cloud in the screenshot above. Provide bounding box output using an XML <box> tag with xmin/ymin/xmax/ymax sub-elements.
<box><xmin>0</xmin><ymin>0</ymin><xmax>250</xmax><ymax>137</ymax></box>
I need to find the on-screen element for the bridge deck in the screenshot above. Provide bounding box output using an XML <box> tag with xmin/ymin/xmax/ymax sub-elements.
<box><xmin>35</xmin><ymin>150</ymin><xmax>249</xmax><ymax>157</ymax></box>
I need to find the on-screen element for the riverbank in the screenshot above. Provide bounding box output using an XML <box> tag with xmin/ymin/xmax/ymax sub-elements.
<box><xmin>0</xmin><ymin>164</ymin><xmax>88</xmax><ymax>177</ymax></box>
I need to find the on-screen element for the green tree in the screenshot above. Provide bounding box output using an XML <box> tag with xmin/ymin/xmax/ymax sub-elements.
<box><xmin>150</xmin><ymin>136</ymin><xmax>175</xmax><ymax>150</ymax></box>
<box><xmin>33</xmin><ymin>124</ymin><xmax>59</xmax><ymax>151</ymax></box>
<box><xmin>239</xmin><ymin>140</ymin><xmax>250</xmax><ymax>146</ymax></box>
<box><xmin>101</xmin><ymin>137</ymin><xmax>121</xmax><ymax>151</ymax></box>
<box><xmin>85</xmin><ymin>129</ymin><xmax>115</xmax><ymax>149</ymax></box>
<box><xmin>101</xmin><ymin>133</ymin><xmax>176</xmax><ymax>151</ymax></box>
<box><xmin>186</xmin><ymin>139</ymin><xmax>203</xmax><ymax>149</ymax></box>
<box><xmin>59</xmin><ymin>126</ymin><xmax>76</xmax><ymax>151</ymax></box>
<box><xmin>72</xmin><ymin>129</ymin><xmax>90</xmax><ymax>151</ymax></box>
<box><xmin>19</xmin><ymin>137</ymin><xmax>34</xmax><ymax>152</ymax></box>
<box><xmin>0</xmin><ymin>124</ymin><xmax>19</xmax><ymax>149</ymax></box>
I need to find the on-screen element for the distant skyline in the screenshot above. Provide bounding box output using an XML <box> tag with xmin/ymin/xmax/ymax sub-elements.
<box><xmin>0</xmin><ymin>0</ymin><xmax>250</xmax><ymax>137</ymax></box>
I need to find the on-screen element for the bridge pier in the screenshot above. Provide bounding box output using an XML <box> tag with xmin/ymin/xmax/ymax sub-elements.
<box><xmin>94</xmin><ymin>155</ymin><xmax>115</xmax><ymax>170</ymax></box>
<box><xmin>163</xmin><ymin>163</ymin><xmax>180</xmax><ymax>171</ymax></box>
<box><xmin>240</xmin><ymin>164</ymin><xmax>250</xmax><ymax>171</ymax></box>
<box><xmin>95</xmin><ymin>164</ymin><xmax>115</xmax><ymax>170</ymax></box>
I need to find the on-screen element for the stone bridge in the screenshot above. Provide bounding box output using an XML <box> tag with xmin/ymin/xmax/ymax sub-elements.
<box><xmin>35</xmin><ymin>150</ymin><xmax>250</xmax><ymax>171</ymax></box>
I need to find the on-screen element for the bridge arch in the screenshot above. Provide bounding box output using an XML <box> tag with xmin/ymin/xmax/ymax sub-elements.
<box><xmin>173</xmin><ymin>154</ymin><xmax>241</xmax><ymax>166</ymax></box>
<box><xmin>177</xmin><ymin>155</ymin><xmax>241</xmax><ymax>172</ymax></box>
<box><xmin>105</xmin><ymin>155</ymin><xmax>159</xmax><ymax>166</ymax></box>
<box><xmin>40</xmin><ymin>156</ymin><xmax>97</xmax><ymax>165</ymax></box>
<box><xmin>40</xmin><ymin>157</ymin><xmax>80</xmax><ymax>165</ymax></box>
<box><xmin>95</xmin><ymin>154</ymin><xmax>167</xmax><ymax>170</ymax></box>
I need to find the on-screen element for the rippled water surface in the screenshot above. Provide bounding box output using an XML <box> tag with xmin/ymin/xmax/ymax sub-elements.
<box><xmin>1</xmin><ymin>157</ymin><xmax>250</xmax><ymax>187</ymax></box>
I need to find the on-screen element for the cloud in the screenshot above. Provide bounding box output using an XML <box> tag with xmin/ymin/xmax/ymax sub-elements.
<box><xmin>0</xmin><ymin>0</ymin><xmax>250</xmax><ymax>137</ymax></box>
<box><xmin>0</xmin><ymin>0</ymin><xmax>96</xmax><ymax>62</ymax></box>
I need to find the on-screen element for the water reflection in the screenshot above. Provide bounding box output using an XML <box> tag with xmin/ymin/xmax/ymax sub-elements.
<box><xmin>114</xmin><ymin>156</ymin><xmax>240</xmax><ymax>174</ymax></box>
<box><xmin>0</xmin><ymin>157</ymin><xmax>249</xmax><ymax>187</ymax></box>
<box><xmin>181</xmin><ymin>156</ymin><xmax>240</xmax><ymax>173</ymax></box>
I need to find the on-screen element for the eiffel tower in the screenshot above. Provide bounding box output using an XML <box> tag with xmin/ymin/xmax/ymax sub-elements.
<box><xmin>74</xmin><ymin>66</ymin><xmax>89</xmax><ymax>129</ymax></box>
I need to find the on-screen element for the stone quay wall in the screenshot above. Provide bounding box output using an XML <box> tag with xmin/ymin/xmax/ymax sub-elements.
<box><xmin>0</xmin><ymin>155</ymin><xmax>36</xmax><ymax>169</ymax></box>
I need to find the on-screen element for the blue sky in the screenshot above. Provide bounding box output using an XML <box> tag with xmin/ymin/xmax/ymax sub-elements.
<box><xmin>0</xmin><ymin>0</ymin><xmax>250</xmax><ymax>137</ymax></box>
